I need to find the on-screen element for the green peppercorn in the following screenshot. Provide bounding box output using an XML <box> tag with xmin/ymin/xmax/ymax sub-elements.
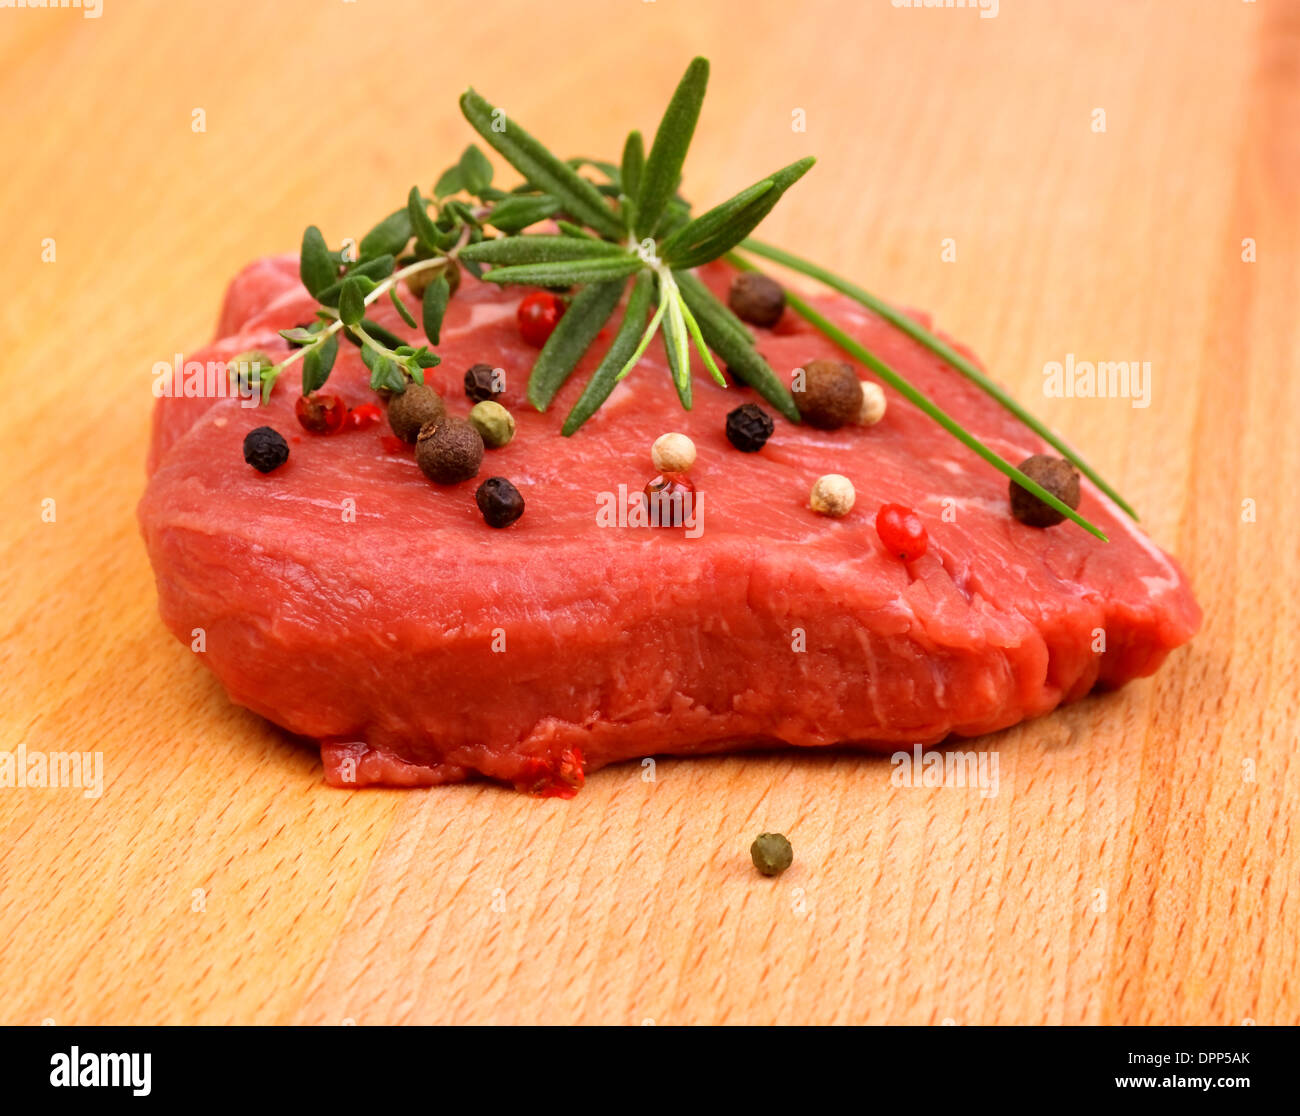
<box><xmin>229</xmin><ymin>350</ymin><xmax>275</xmax><ymax>397</ymax></box>
<box><xmin>468</xmin><ymin>400</ymin><xmax>515</xmax><ymax>448</ymax></box>
<box><xmin>728</xmin><ymin>272</ymin><xmax>785</xmax><ymax>328</ymax></box>
<box><xmin>1010</xmin><ymin>454</ymin><xmax>1081</xmax><ymax>527</ymax></box>
<box><xmin>416</xmin><ymin>418</ymin><xmax>484</xmax><ymax>485</ymax></box>
<box><xmin>387</xmin><ymin>383</ymin><xmax>446</xmax><ymax>444</ymax></box>
<box><xmin>794</xmin><ymin>360</ymin><xmax>863</xmax><ymax>430</ymax></box>
<box><xmin>750</xmin><ymin>833</ymin><xmax>793</xmax><ymax>877</ymax></box>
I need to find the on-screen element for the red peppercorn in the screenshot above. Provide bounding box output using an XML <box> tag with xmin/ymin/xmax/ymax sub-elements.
<box><xmin>348</xmin><ymin>402</ymin><xmax>383</xmax><ymax>430</ymax></box>
<box><xmin>876</xmin><ymin>503</ymin><xmax>928</xmax><ymax>561</ymax></box>
<box><xmin>295</xmin><ymin>392</ymin><xmax>348</xmax><ymax>434</ymax></box>
<box><xmin>379</xmin><ymin>434</ymin><xmax>408</xmax><ymax>455</ymax></box>
<box><xmin>643</xmin><ymin>472</ymin><xmax>697</xmax><ymax>528</ymax></box>
<box><xmin>517</xmin><ymin>291</ymin><xmax>565</xmax><ymax>347</ymax></box>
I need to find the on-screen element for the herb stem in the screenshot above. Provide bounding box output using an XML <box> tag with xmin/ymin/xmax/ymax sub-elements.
<box><xmin>728</xmin><ymin>254</ymin><xmax>1109</xmax><ymax>541</ymax></box>
<box><xmin>739</xmin><ymin>238</ymin><xmax>1137</xmax><ymax>521</ymax></box>
<box><xmin>262</xmin><ymin>254</ymin><xmax>453</xmax><ymax>399</ymax></box>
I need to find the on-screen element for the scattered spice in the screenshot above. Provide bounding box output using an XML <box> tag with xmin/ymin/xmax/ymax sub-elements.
<box><xmin>794</xmin><ymin>359</ymin><xmax>863</xmax><ymax>430</ymax></box>
<box><xmin>387</xmin><ymin>382</ymin><xmax>446</xmax><ymax>443</ymax></box>
<box><xmin>810</xmin><ymin>474</ymin><xmax>856</xmax><ymax>518</ymax></box>
<box><xmin>857</xmin><ymin>380</ymin><xmax>887</xmax><ymax>426</ymax></box>
<box><xmin>750</xmin><ymin>832</ymin><xmax>793</xmax><ymax>877</ymax></box>
<box><xmin>725</xmin><ymin>402</ymin><xmax>775</xmax><ymax>452</ymax></box>
<box><xmin>476</xmin><ymin>476</ymin><xmax>525</xmax><ymax>528</ymax></box>
<box><xmin>651</xmin><ymin>432</ymin><xmax>696</xmax><ymax>473</ymax></box>
<box><xmin>464</xmin><ymin>363</ymin><xmax>505</xmax><ymax>403</ymax></box>
<box><xmin>1010</xmin><ymin>454</ymin><xmax>1081</xmax><ymax>527</ymax></box>
<box><xmin>468</xmin><ymin>400</ymin><xmax>516</xmax><ymax>448</ymax></box>
<box><xmin>876</xmin><ymin>503</ymin><xmax>928</xmax><ymax>561</ymax></box>
<box><xmin>517</xmin><ymin>290</ymin><xmax>565</xmax><ymax>347</ymax></box>
<box><xmin>728</xmin><ymin>272</ymin><xmax>785</xmax><ymax>328</ymax></box>
<box><xmin>243</xmin><ymin>426</ymin><xmax>289</xmax><ymax>474</ymax></box>
<box><xmin>643</xmin><ymin>472</ymin><xmax>696</xmax><ymax>527</ymax></box>
<box><xmin>416</xmin><ymin>418</ymin><xmax>484</xmax><ymax>485</ymax></box>
<box><xmin>348</xmin><ymin>403</ymin><xmax>383</xmax><ymax>430</ymax></box>
<box><xmin>295</xmin><ymin>391</ymin><xmax>347</xmax><ymax>434</ymax></box>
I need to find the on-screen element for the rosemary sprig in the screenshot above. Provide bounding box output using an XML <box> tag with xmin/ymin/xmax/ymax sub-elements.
<box><xmin>454</xmin><ymin>56</ymin><xmax>808</xmax><ymax>431</ymax></box>
<box><xmin>738</xmin><ymin>238</ymin><xmax>1138</xmax><ymax>521</ymax></box>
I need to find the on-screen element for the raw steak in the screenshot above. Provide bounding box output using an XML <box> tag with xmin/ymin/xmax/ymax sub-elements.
<box><xmin>138</xmin><ymin>258</ymin><xmax>1200</xmax><ymax>794</ymax></box>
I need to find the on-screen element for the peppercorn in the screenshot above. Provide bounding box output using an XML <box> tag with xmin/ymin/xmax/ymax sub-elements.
<box><xmin>728</xmin><ymin>272</ymin><xmax>785</xmax><ymax>328</ymax></box>
<box><xmin>750</xmin><ymin>833</ymin><xmax>793</xmax><ymax>877</ymax></box>
<box><xmin>243</xmin><ymin>426</ymin><xmax>289</xmax><ymax>474</ymax></box>
<box><xmin>857</xmin><ymin>381</ymin><xmax>887</xmax><ymax>426</ymax></box>
<box><xmin>387</xmin><ymin>382</ymin><xmax>446</xmax><ymax>444</ymax></box>
<box><xmin>1010</xmin><ymin>454</ymin><xmax>1081</xmax><ymax>527</ymax></box>
<box><xmin>416</xmin><ymin>418</ymin><xmax>484</xmax><ymax>485</ymax></box>
<box><xmin>810</xmin><ymin>474</ymin><xmax>856</xmax><ymax>518</ymax></box>
<box><xmin>295</xmin><ymin>391</ymin><xmax>348</xmax><ymax>435</ymax></box>
<box><xmin>468</xmin><ymin>400</ymin><xmax>515</xmax><ymax>448</ymax></box>
<box><xmin>876</xmin><ymin>503</ymin><xmax>929</xmax><ymax>561</ymax></box>
<box><xmin>725</xmin><ymin>402</ymin><xmax>775</xmax><ymax>452</ymax></box>
<box><xmin>643</xmin><ymin>472</ymin><xmax>697</xmax><ymax>527</ymax></box>
<box><xmin>230</xmin><ymin>350</ymin><xmax>275</xmax><ymax>397</ymax></box>
<box><xmin>517</xmin><ymin>290</ymin><xmax>565</xmax><ymax>347</ymax></box>
<box><xmin>476</xmin><ymin>476</ymin><xmax>525</xmax><ymax>528</ymax></box>
<box><xmin>794</xmin><ymin>360</ymin><xmax>863</xmax><ymax>430</ymax></box>
<box><xmin>464</xmin><ymin>363</ymin><xmax>505</xmax><ymax>403</ymax></box>
<box><xmin>651</xmin><ymin>432</ymin><xmax>696</xmax><ymax>473</ymax></box>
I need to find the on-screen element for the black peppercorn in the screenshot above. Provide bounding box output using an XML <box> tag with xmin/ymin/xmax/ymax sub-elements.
<box><xmin>750</xmin><ymin>833</ymin><xmax>793</xmax><ymax>877</ymax></box>
<box><xmin>476</xmin><ymin>476</ymin><xmax>525</xmax><ymax>528</ymax></box>
<box><xmin>728</xmin><ymin>272</ymin><xmax>785</xmax><ymax>328</ymax></box>
<box><xmin>464</xmin><ymin>363</ymin><xmax>504</xmax><ymax>403</ymax></box>
<box><xmin>725</xmin><ymin>402</ymin><xmax>775</xmax><ymax>452</ymax></box>
<box><xmin>242</xmin><ymin>426</ymin><xmax>289</xmax><ymax>474</ymax></box>
<box><xmin>1010</xmin><ymin>454</ymin><xmax>1081</xmax><ymax>527</ymax></box>
<box><xmin>416</xmin><ymin>418</ymin><xmax>484</xmax><ymax>485</ymax></box>
<box><xmin>794</xmin><ymin>359</ymin><xmax>862</xmax><ymax>430</ymax></box>
<box><xmin>387</xmin><ymin>382</ymin><xmax>446</xmax><ymax>444</ymax></box>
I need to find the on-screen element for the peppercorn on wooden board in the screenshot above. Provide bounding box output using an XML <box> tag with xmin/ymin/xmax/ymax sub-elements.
<box><xmin>1</xmin><ymin>0</ymin><xmax>1297</xmax><ymax>1025</ymax></box>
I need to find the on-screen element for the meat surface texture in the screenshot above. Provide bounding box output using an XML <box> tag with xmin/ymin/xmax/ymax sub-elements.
<box><xmin>138</xmin><ymin>258</ymin><xmax>1200</xmax><ymax>794</ymax></box>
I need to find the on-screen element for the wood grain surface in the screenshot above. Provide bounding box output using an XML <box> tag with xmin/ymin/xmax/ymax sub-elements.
<box><xmin>1</xmin><ymin>0</ymin><xmax>1296</xmax><ymax>1025</ymax></box>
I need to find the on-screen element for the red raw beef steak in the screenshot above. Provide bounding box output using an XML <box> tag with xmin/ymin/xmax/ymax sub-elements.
<box><xmin>138</xmin><ymin>258</ymin><xmax>1200</xmax><ymax>794</ymax></box>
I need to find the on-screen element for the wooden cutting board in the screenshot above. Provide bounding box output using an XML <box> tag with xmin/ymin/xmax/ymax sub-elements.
<box><xmin>2</xmin><ymin>0</ymin><xmax>1296</xmax><ymax>1025</ymax></box>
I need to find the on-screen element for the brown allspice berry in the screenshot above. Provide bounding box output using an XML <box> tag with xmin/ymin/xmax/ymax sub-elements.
<box><xmin>728</xmin><ymin>272</ymin><xmax>785</xmax><ymax>328</ymax></box>
<box><xmin>416</xmin><ymin>417</ymin><xmax>484</xmax><ymax>485</ymax></box>
<box><xmin>1010</xmin><ymin>454</ymin><xmax>1081</xmax><ymax>527</ymax></box>
<box><xmin>387</xmin><ymin>382</ymin><xmax>446</xmax><ymax>444</ymax></box>
<box><xmin>794</xmin><ymin>359</ymin><xmax>863</xmax><ymax>430</ymax></box>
